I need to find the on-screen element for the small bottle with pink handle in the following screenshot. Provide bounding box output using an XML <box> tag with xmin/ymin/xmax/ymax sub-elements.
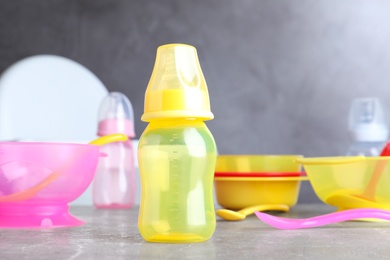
<box><xmin>93</xmin><ymin>92</ymin><xmax>136</xmax><ymax>209</ymax></box>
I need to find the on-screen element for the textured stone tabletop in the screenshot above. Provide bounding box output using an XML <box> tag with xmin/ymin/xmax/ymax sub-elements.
<box><xmin>1</xmin><ymin>204</ymin><xmax>390</xmax><ymax>260</ymax></box>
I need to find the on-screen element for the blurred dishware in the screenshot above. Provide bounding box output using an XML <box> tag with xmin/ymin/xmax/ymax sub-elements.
<box><xmin>216</xmin><ymin>204</ymin><xmax>289</xmax><ymax>221</ymax></box>
<box><xmin>255</xmin><ymin>208</ymin><xmax>390</xmax><ymax>229</ymax></box>
<box><xmin>0</xmin><ymin>55</ymin><xmax>108</xmax><ymax>142</ymax></box>
<box><xmin>214</xmin><ymin>176</ymin><xmax>308</xmax><ymax>211</ymax></box>
<box><xmin>0</xmin><ymin>134</ymin><xmax>127</xmax><ymax>228</ymax></box>
<box><xmin>297</xmin><ymin>156</ymin><xmax>390</xmax><ymax>211</ymax></box>
<box><xmin>215</xmin><ymin>155</ymin><xmax>306</xmax><ymax>211</ymax></box>
<box><xmin>216</xmin><ymin>155</ymin><xmax>303</xmax><ymax>175</ymax></box>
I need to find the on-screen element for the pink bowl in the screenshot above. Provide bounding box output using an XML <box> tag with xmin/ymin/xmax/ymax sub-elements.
<box><xmin>0</xmin><ymin>142</ymin><xmax>101</xmax><ymax>228</ymax></box>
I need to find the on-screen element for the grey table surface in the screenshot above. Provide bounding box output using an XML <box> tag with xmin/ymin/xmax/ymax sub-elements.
<box><xmin>1</xmin><ymin>204</ymin><xmax>390</xmax><ymax>260</ymax></box>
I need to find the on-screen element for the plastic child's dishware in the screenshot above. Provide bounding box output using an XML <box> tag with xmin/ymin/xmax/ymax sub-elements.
<box><xmin>94</xmin><ymin>92</ymin><xmax>136</xmax><ymax>209</ymax></box>
<box><xmin>347</xmin><ymin>98</ymin><xmax>388</xmax><ymax>156</ymax></box>
<box><xmin>0</xmin><ymin>134</ymin><xmax>127</xmax><ymax>203</ymax></box>
<box><xmin>214</xmin><ymin>172</ymin><xmax>305</xmax><ymax>178</ymax></box>
<box><xmin>216</xmin><ymin>155</ymin><xmax>303</xmax><ymax>175</ymax></box>
<box><xmin>216</xmin><ymin>204</ymin><xmax>289</xmax><ymax>221</ymax></box>
<box><xmin>0</xmin><ymin>55</ymin><xmax>108</xmax><ymax>143</ymax></box>
<box><xmin>214</xmin><ymin>176</ymin><xmax>308</xmax><ymax>211</ymax></box>
<box><xmin>335</xmin><ymin>138</ymin><xmax>390</xmax><ymax>206</ymax></box>
<box><xmin>138</xmin><ymin>44</ymin><xmax>217</xmax><ymax>243</ymax></box>
<box><xmin>327</xmin><ymin>145</ymin><xmax>390</xmax><ymax>209</ymax></box>
<box><xmin>0</xmin><ymin>172</ymin><xmax>61</xmax><ymax>202</ymax></box>
<box><xmin>88</xmin><ymin>134</ymin><xmax>128</xmax><ymax>146</ymax></box>
<box><xmin>296</xmin><ymin>156</ymin><xmax>390</xmax><ymax>211</ymax></box>
<box><xmin>380</xmin><ymin>140</ymin><xmax>390</xmax><ymax>156</ymax></box>
<box><xmin>255</xmin><ymin>208</ymin><xmax>390</xmax><ymax>230</ymax></box>
<box><xmin>0</xmin><ymin>134</ymin><xmax>127</xmax><ymax>228</ymax></box>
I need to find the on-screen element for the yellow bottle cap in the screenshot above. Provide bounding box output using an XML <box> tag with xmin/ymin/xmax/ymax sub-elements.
<box><xmin>141</xmin><ymin>43</ymin><xmax>214</xmax><ymax>122</ymax></box>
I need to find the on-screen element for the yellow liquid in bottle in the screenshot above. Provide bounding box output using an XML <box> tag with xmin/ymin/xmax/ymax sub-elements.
<box><xmin>138</xmin><ymin>120</ymin><xmax>216</xmax><ymax>243</ymax></box>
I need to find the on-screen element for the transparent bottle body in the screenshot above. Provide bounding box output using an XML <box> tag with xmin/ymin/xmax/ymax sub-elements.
<box><xmin>138</xmin><ymin>120</ymin><xmax>217</xmax><ymax>243</ymax></box>
<box><xmin>93</xmin><ymin>141</ymin><xmax>136</xmax><ymax>209</ymax></box>
<box><xmin>346</xmin><ymin>141</ymin><xmax>386</xmax><ymax>156</ymax></box>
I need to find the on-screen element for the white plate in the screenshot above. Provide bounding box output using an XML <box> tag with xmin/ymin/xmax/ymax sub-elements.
<box><xmin>0</xmin><ymin>55</ymin><xmax>108</xmax><ymax>142</ymax></box>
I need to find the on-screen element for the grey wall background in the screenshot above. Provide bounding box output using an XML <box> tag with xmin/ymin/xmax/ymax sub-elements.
<box><xmin>2</xmin><ymin>0</ymin><xmax>390</xmax><ymax>203</ymax></box>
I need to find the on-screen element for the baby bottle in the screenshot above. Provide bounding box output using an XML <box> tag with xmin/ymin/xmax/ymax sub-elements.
<box><xmin>93</xmin><ymin>92</ymin><xmax>136</xmax><ymax>208</ymax></box>
<box><xmin>138</xmin><ymin>43</ymin><xmax>217</xmax><ymax>243</ymax></box>
<box><xmin>347</xmin><ymin>98</ymin><xmax>389</xmax><ymax>156</ymax></box>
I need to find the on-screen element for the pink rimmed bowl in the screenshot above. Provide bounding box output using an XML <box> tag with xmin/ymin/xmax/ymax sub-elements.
<box><xmin>0</xmin><ymin>142</ymin><xmax>101</xmax><ymax>228</ymax></box>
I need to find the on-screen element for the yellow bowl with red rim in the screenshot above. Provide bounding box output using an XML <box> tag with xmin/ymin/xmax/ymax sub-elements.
<box><xmin>214</xmin><ymin>155</ymin><xmax>307</xmax><ymax>210</ymax></box>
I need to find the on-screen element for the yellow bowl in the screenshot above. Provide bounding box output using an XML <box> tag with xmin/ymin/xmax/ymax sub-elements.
<box><xmin>214</xmin><ymin>176</ymin><xmax>308</xmax><ymax>210</ymax></box>
<box><xmin>297</xmin><ymin>156</ymin><xmax>390</xmax><ymax>210</ymax></box>
<box><xmin>216</xmin><ymin>155</ymin><xmax>303</xmax><ymax>174</ymax></box>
